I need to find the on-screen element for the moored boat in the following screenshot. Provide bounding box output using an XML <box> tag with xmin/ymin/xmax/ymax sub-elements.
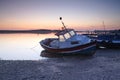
<box><xmin>40</xmin><ymin>17</ymin><xmax>96</xmax><ymax>55</ymax></box>
<box><xmin>96</xmin><ymin>33</ymin><xmax>120</xmax><ymax>48</ymax></box>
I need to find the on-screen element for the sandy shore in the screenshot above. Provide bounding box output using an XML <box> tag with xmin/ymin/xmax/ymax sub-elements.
<box><xmin>0</xmin><ymin>49</ymin><xmax>120</xmax><ymax>80</ymax></box>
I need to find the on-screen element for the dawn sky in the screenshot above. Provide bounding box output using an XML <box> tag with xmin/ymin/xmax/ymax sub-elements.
<box><xmin>0</xmin><ymin>0</ymin><xmax>120</xmax><ymax>30</ymax></box>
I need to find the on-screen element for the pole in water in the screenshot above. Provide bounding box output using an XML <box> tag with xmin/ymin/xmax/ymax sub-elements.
<box><xmin>102</xmin><ymin>21</ymin><xmax>106</xmax><ymax>34</ymax></box>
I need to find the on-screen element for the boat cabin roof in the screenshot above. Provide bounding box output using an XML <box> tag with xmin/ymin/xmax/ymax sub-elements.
<box><xmin>55</xmin><ymin>29</ymin><xmax>76</xmax><ymax>42</ymax></box>
<box><xmin>55</xmin><ymin>29</ymin><xmax>75</xmax><ymax>36</ymax></box>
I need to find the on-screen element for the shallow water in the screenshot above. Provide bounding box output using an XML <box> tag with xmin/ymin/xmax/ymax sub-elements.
<box><xmin>0</xmin><ymin>33</ymin><xmax>120</xmax><ymax>60</ymax></box>
<box><xmin>0</xmin><ymin>33</ymin><xmax>56</xmax><ymax>60</ymax></box>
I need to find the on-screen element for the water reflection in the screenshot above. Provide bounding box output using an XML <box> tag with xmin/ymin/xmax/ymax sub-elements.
<box><xmin>40</xmin><ymin>50</ymin><xmax>64</xmax><ymax>58</ymax></box>
<box><xmin>0</xmin><ymin>33</ymin><xmax>56</xmax><ymax>60</ymax></box>
<box><xmin>40</xmin><ymin>50</ymin><xmax>94</xmax><ymax>59</ymax></box>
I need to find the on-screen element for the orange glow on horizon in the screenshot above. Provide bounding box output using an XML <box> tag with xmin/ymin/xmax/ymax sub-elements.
<box><xmin>0</xmin><ymin>15</ymin><xmax>119</xmax><ymax>30</ymax></box>
<box><xmin>0</xmin><ymin>22</ymin><xmax>119</xmax><ymax>31</ymax></box>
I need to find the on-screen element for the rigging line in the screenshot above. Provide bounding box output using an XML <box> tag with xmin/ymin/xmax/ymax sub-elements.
<box><xmin>30</xmin><ymin>44</ymin><xmax>40</xmax><ymax>56</ymax></box>
<box><xmin>30</xmin><ymin>44</ymin><xmax>39</xmax><ymax>49</ymax></box>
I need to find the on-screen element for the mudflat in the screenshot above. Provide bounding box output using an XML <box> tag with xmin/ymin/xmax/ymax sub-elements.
<box><xmin>0</xmin><ymin>49</ymin><xmax>120</xmax><ymax>80</ymax></box>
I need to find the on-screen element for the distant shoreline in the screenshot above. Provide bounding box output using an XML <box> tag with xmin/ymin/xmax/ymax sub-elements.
<box><xmin>0</xmin><ymin>29</ymin><xmax>59</xmax><ymax>34</ymax></box>
<box><xmin>0</xmin><ymin>29</ymin><xmax>119</xmax><ymax>34</ymax></box>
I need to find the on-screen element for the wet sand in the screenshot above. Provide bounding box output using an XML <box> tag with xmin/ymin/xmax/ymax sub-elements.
<box><xmin>0</xmin><ymin>49</ymin><xmax>120</xmax><ymax>80</ymax></box>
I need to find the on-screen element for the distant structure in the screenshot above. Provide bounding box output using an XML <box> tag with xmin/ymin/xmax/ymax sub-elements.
<box><xmin>102</xmin><ymin>21</ymin><xmax>106</xmax><ymax>34</ymax></box>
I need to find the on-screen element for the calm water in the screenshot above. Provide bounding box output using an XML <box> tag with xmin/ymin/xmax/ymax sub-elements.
<box><xmin>0</xmin><ymin>33</ymin><xmax>57</xmax><ymax>60</ymax></box>
<box><xmin>1</xmin><ymin>33</ymin><xmax>120</xmax><ymax>60</ymax></box>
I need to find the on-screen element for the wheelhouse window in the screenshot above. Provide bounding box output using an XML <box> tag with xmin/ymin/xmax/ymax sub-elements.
<box><xmin>70</xmin><ymin>31</ymin><xmax>75</xmax><ymax>36</ymax></box>
<box><xmin>64</xmin><ymin>33</ymin><xmax>71</xmax><ymax>39</ymax></box>
<box><xmin>59</xmin><ymin>35</ymin><xmax>65</xmax><ymax>42</ymax></box>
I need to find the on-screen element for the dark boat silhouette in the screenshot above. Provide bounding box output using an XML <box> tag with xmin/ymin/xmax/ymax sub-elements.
<box><xmin>96</xmin><ymin>32</ymin><xmax>120</xmax><ymax>48</ymax></box>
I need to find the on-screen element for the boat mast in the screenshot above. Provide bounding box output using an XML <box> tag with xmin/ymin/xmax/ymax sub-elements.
<box><xmin>59</xmin><ymin>17</ymin><xmax>72</xmax><ymax>37</ymax></box>
<box><xmin>60</xmin><ymin>17</ymin><xmax>67</xmax><ymax>31</ymax></box>
<box><xmin>103</xmin><ymin>21</ymin><xmax>106</xmax><ymax>34</ymax></box>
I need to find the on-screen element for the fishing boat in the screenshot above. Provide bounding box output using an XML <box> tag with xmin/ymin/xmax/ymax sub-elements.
<box><xmin>40</xmin><ymin>17</ymin><xmax>96</xmax><ymax>55</ymax></box>
<box><xmin>90</xmin><ymin>21</ymin><xmax>120</xmax><ymax>48</ymax></box>
<box><xmin>95</xmin><ymin>31</ymin><xmax>120</xmax><ymax>48</ymax></box>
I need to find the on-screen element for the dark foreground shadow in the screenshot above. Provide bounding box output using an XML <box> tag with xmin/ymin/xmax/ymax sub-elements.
<box><xmin>40</xmin><ymin>50</ymin><xmax>94</xmax><ymax>59</ymax></box>
<box><xmin>95</xmin><ymin>48</ymin><xmax>120</xmax><ymax>58</ymax></box>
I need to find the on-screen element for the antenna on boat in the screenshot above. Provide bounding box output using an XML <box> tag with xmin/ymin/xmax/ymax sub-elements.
<box><xmin>59</xmin><ymin>17</ymin><xmax>67</xmax><ymax>30</ymax></box>
<box><xmin>102</xmin><ymin>21</ymin><xmax>106</xmax><ymax>34</ymax></box>
<box><xmin>59</xmin><ymin>17</ymin><xmax>72</xmax><ymax>37</ymax></box>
